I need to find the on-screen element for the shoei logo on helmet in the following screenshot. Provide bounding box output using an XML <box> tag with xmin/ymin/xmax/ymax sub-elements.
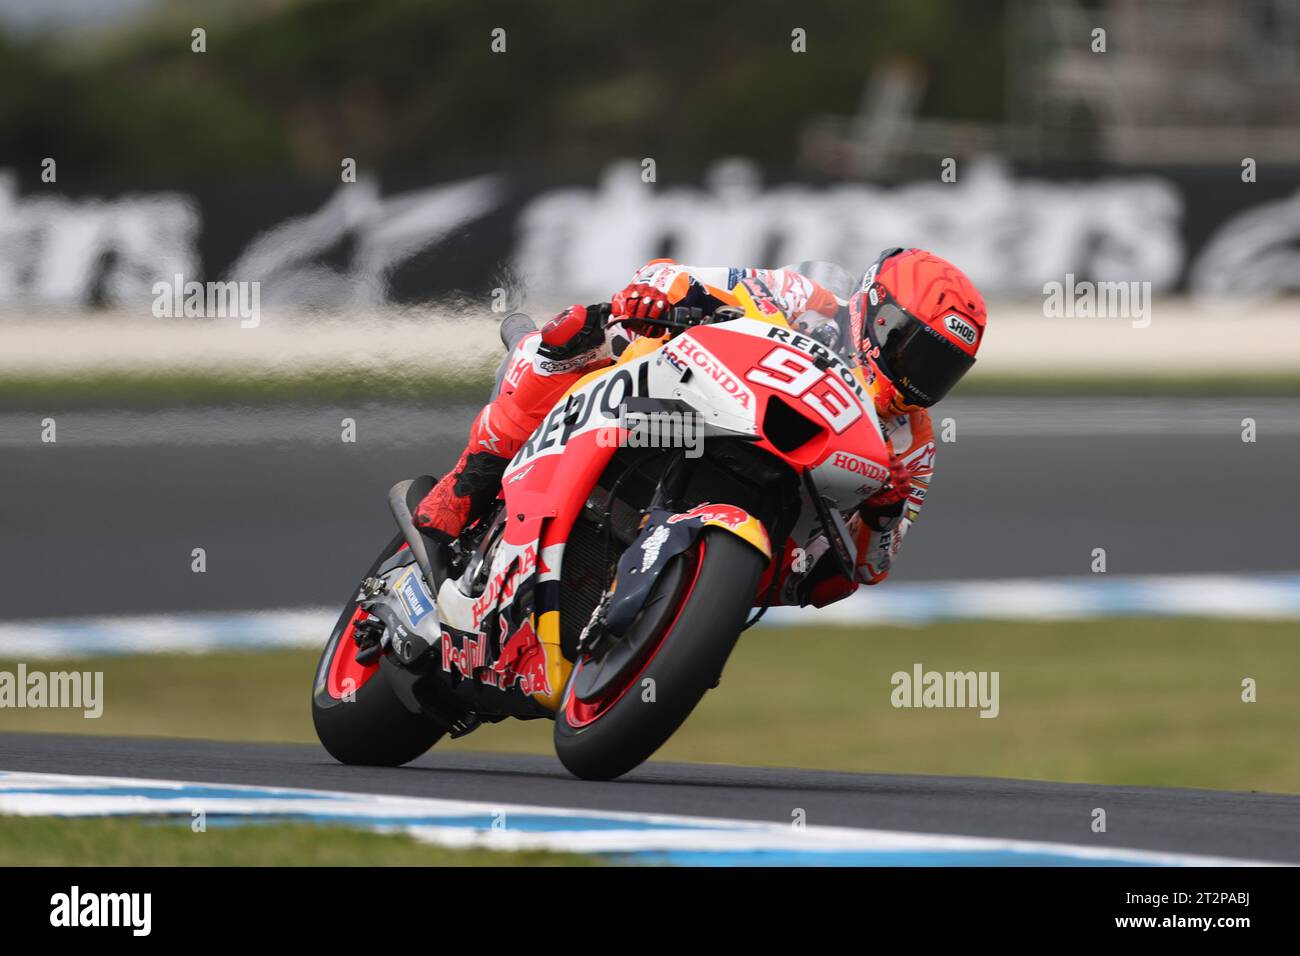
<box><xmin>943</xmin><ymin>313</ymin><xmax>978</xmax><ymax>347</ymax></box>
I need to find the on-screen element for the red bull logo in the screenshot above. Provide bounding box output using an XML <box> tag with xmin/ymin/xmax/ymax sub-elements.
<box><xmin>441</xmin><ymin>630</ymin><xmax>489</xmax><ymax>680</ymax></box>
<box><xmin>491</xmin><ymin>619</ymin><xmax>552</xmax><ymax>697</ymax></box>
<box><xmin>667</xmin><ymin>503</ymin><xmax>750</xmax><ymax>530</ymax></box>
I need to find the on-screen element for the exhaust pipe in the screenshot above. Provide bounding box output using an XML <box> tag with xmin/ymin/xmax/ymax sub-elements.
<box><xmin>499</xmin><ymin>312</ymin><xmax>537</xmax><ymax>352</ymax></box>
<box><xmin>387</xmin><ymin>479</ymin><xmax>450</xmax><ymax>595</ymax></box>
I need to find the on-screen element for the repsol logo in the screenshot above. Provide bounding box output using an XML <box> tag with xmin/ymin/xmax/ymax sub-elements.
<box><xmin>764</xmin><ymin>326</ymin><xmax>866</xmax><ymax>401</ymax></box>
<box><xmin>512</xmin><ymin>361</ymin><xmax>652</xmax><ymax>466</ymax></box>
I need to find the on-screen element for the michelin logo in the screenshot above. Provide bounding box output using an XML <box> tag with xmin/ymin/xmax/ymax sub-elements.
<box><xmin>396</xmin><ymin>570</ymin><xmax>435</xmax><ymax>626</ymax></box>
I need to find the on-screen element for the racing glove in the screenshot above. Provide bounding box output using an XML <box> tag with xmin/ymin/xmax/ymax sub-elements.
<box><xmin>612</xmin><ymin>281</ymin><xmax>671</xmax><ymax>322</ymax></box>
<box><xmin>790</xmin><ymin>535</ymin><xmax>860</xmax><ymax>608</ymax></box>
<box><xmin>857</xmin><ymin>453</ymin><xmax>913</xmax><ymax>532</ymax></box>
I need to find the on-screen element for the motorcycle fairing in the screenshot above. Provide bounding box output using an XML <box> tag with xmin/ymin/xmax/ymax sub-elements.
<box><xmin>496</xmin><ymin>352</ymin><xmax>674</xmax><ymax>709</ymax></box>
<box><xmin>509</xmin><ymin>343</ymin><xmax>766</xmax><ymax>698</ymax></box>
<box><xmin>685</xmin><ymin>317</ymin><xmax>892</xmax><ymax>502</ymax></box>
<box><xmin>433</xmin><ymin>532</ymin><xmax>567</xmax><ymax>708</ymax></box>
<box><xmin>439</xmin><ymin>304</ymin><xmax>894</xmax><ymax>715</ymax></box>
<box><xmin>605</xmin><ymin>504</ymin><xmax>772</xmax><ymax>638</ymax></box>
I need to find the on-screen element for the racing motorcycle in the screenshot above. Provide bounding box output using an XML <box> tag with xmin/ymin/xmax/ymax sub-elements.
<box><xmin>312</xmin><ymin>285</ymin><xmax>895</xmax><ymax>780</ymax></box>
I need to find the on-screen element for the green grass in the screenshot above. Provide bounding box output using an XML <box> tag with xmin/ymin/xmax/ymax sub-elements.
<box><xmin>0</xmin><ymin>817</ymin><xmax>599</xmax><ymax>866</ymax></box>
<box><xmin>5</xmin><ymin>617</ymin><xmax>1298</xmax><ymax>793</ymax></box>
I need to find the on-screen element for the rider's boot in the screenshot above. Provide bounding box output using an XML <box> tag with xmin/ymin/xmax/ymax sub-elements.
<box><xmin>412</xmin><ymin>306</ymin><xmax>610</xmax><ymax>545</ymax></box>
<box><xmin>413</xmin><ymin>438</ymin><xmax>510</xmax><ymax>544</ymax></box>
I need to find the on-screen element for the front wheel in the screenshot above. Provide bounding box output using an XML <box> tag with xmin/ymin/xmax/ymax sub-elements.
<box><xmin>553</xmin><ymin>528</ymin><xmax>766</xmax><ymax>781</ymax></box>
<box><xmin>311</xmin><ymin>534</ymin><xmax>446</xmax><ymax>766</ymax></box>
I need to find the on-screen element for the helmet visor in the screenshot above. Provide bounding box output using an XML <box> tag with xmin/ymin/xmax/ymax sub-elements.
<box><xmin>874</xmin><ymin>305</ymin><xmax>975</xmax><ymax>406</ymax></box>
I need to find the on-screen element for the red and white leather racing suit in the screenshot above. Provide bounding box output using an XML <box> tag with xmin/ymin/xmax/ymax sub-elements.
<box><xmin>414</xmin><ymin>259</ymin><xmax>937</xmax><ymax>606</ymax></box>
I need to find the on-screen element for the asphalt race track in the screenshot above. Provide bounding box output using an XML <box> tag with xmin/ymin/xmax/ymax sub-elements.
<box><xmin>3</xmin><ymin>398</ymin><xmax>1299</xmax><ymax>863</ymax></box>
<box><xmin>2</xmin><ymin>398</ymin><xmax>1298</xmax><ymax>618</ymax></box>
<box><xmin>2</xmin><ymin>732</ymin><xmax>1297</xmax><ymax>863</ymax></box>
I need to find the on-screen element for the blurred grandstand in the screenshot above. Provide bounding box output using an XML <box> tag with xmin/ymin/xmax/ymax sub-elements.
<box><xmin>805</xmin><ymin>0</ymin><xmax>1300</xmax><ymax>174</ymax></box>
<box><xmin>1</xmin><ymin>0</ymin><xmax>1297</xmax><ymax>387</ymax></box>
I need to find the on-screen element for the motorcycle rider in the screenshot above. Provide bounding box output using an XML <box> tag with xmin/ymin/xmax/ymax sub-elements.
<box><xmin>413</xmin><ymin>248</ymin><xmax>987</xmax><ymax>606</ymax></box>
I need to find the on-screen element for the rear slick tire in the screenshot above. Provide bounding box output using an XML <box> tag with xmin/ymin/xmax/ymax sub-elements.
<box><xmin>553</xmin><ymin>529</ymin><xmax>766</xmax><ymax>781</ymax></box>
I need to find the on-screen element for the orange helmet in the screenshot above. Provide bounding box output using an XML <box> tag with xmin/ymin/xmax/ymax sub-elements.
<box><xmin>849</xmin><ymin>248</ymin><xmax>987</xmax><ymax>409</ymax></box>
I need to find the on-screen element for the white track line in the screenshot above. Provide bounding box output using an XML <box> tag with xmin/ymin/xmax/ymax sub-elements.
<box><xmin>0</xmin><ymin>771</ymin><xmax>1272</xmax><ymax>866</ymax></box>
<box><xmin>1</xmin><ymin>573</ymin><xmax>1298</xmax><ymax>659</ymax></box>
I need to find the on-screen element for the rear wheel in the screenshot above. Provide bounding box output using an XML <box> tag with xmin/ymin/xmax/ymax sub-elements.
<box><xmin>553</xmin><ymin>529</ymin><xmax>765</xmax><ymax>781</ymax></box>
<box><xmin>311</xmin><ymin>534</ymin><xmax>446</xmax><ymax>766</ymax></box>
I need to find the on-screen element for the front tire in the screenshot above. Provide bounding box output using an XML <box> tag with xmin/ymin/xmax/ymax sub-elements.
<box><xmin>311</xmin><ymin>534</ymin><xmax>446</xmax><ymax>766</ymax></box>
<box><xmin>553</xmin><ymin>529</ymin><xmax>765</xmax><ymax>781</ymax></box>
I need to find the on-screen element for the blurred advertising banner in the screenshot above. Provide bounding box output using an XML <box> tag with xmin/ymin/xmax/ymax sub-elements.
<box><xmin>2</xmin><ymin>157</ymin><xmax>1297</xmax><ymax>313</ymax></box>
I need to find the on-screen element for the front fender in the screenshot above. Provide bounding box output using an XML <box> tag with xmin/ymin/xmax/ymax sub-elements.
<box><xmin>605</xmin><ymin>504</ymin><xmax>770</xmax><ymax>637</ymax></box>
<box><xmin>673</xmin><ymin>503</ymin><xmax>772</xmax><ymax>561</ymax></box>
